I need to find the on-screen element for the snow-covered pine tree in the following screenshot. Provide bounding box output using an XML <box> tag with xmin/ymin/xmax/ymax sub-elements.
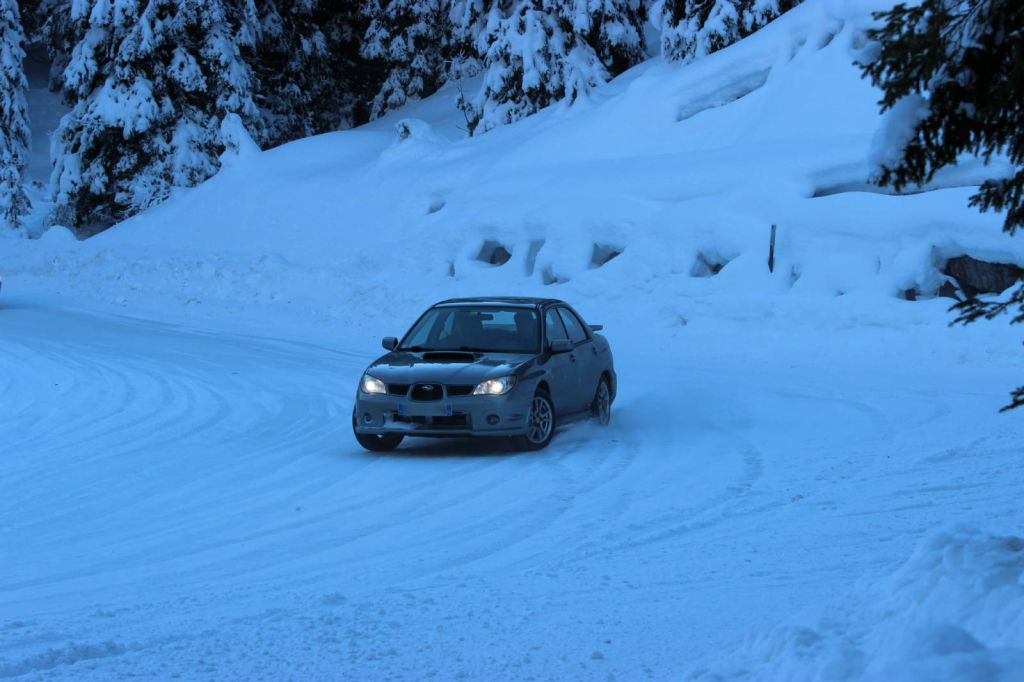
<box><xmin>568</xmin><ymin>0</ymin><xmax>646</xmax><ymax>76</ymax></box>
<box><xmin>449</xmin><ymin>0</ymin><xmax>489</xmax><ymax>78</ymax></box>
<box><xmin>461</xmin><ymin>0</ymin><xmax>610</xmax><ymax>135</ymax></box>
<box><xmin>361</xmin><ymin>0</ymin><xmax>452</xmax><ymax>119</ymax></box>
<box><xmin>33</xmin><ymin>0</ymin><xmax>77</xmax><ymax>93</ymax></box>
<box><xmin>659</xmin><ymin>0</ymin><xmax>799</xmax><ymax>63</ymax></box>
<box><xmin>449</xmin><ymin>0</ymin><xmax>515</xmax><ymax>80</ymax></box>
<box><xmin>860</xmin><ymin>0</ymin><xmax>1024</xmax><ymax>409</ymax></box>
<box><xmin>0</xmin><ymin>0</ymin><xmax>31</xmax><ymax>228</ymax></box>
<box><xmin>743</xmin><ymin>0</ymin><xmax>799</xmax><ymax>33</ymax></box>
<box><xmin>255</xmin><ymin>0</ymin><xmax>372</xmax><ymax>146</ymax></box>
<box><xmin>51</xmin><ymin>0</ymin><xmax>263</xmax><ymax>230</ymax></box>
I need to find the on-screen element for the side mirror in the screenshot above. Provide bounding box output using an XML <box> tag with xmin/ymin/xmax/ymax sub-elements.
<box><xmin>382</xmin><ymin>336</ymin><xmax>398</xmax><ymax>351</ymax></box>
<box><xmin>549</xmin><ymin>339</ymin><xmax>573</xmax><ymax>354</ymax></box>
<box><xmin>589</xmin><ymin>324</ymin><xmax>604</xmax><ymax>332</ymax></box>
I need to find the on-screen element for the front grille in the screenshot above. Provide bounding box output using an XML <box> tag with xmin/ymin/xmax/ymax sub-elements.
<box><xmin>410</xmin><ymin>383</ymin><xmax>443</xmax><ymax>401</ymax></box>
<box><xmin>393</xmin><ymin>414</ymin><xmax>469</xmax><ymax>428</ymax></box>
<box><xmin>446</xmin><ymin>385</ymin><xmax>474</xmax><ymax>396</ymax></box>
<box><xmin>387</xmin><ymin>383</ymin><xmax>409</xmax><ymax>396</ymax></box>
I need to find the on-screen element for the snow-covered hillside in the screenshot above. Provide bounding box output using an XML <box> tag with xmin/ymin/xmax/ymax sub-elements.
<box><xmin>2</xmin><ymin>1</ymin><xmax>1023</xmax><ymax>680</ymax></box>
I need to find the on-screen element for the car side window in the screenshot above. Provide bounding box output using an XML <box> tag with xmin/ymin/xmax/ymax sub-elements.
<box><xmin>557</xmin><ymin>308</ymin><xmax>588</xmax><ymax>345</ymax></box>
<box><xmin>545</xmin><ymin>309</ymin><xmax>568</xmax><ymax>344</ymax></box>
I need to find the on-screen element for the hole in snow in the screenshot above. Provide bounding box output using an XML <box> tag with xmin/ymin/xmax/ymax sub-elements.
<box><xmin>898</xmin><ymin>255</ymin><xmax>1019</xmax><ymax>302</ymax></box>
<box><xmin>542</xmin><ymin>267</ymin><xmax>569</xmax><ymax>286</ymax></box>
<box><xmin>591</xmin><ymin>244</ymin><xmax>623</xmax><ymax>268</ymax></box>
<box><xmin>525</xmin><ymin>239</ymin><xmax>545</xmax><ymax>276</ymax></box>
<box><xmin>938</xmin><ymin>279</ymin><xmax>959</xmax><ymax>300</ymax></box>
<box><xmin>476</xmin><ymin>240</ymin><xmax>512</xmax><ymax>266</ymax></box>
<box><xmin>426</xmin><ymin>195</ymin><xmax>446</xmax><ymax>214</ymax></box>
<box><xmin>787</xmin><ymin>37</ymin><xmax>808</xmax><ymax>61</ymax></box>
<box><xmin>943</xmin><ymin>255</ymin><xmax>1021</xmax><ymax>298</ymax></box>
<box><xmin>691</xmin><ymin>252</ymin><xmax>729</xmax><ymax>277</ymax></box>
<box><xmin>815</xmin><ymin>27</ymin><xmax>839</xmax><ymax>51</ymax></box>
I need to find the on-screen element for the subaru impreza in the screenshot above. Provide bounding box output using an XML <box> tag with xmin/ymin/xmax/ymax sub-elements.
<box><xmin>352</xmin><ymin>297</ymin><xmax>615</xmax><ymax>451</ymax></box>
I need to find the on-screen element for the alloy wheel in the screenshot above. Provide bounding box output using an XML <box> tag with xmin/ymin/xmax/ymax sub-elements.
<box><xmin>527</xmin><ymin>395</ymin><xmax>553</xmax><ymax>444</ymax></box>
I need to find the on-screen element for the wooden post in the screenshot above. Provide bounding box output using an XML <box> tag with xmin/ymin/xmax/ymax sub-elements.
<box><xmin>768</xmin><ymin>224</ymin><xmax>777</xmax><ymax>273</ymax></box>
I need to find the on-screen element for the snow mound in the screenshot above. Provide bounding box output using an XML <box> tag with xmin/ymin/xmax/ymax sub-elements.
<box><xmin>691</xmin><ymin>527</ymin><xmax>1024</xmax><ymax>682</ymax></box>
<box><xmin>5</xmin><ymin>0</ymin><xmax>1022</xmax><ymax>336</ymax></box>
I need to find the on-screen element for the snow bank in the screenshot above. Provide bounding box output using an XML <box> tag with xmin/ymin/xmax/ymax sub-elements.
<box><xmin>691</xmin><ymin>527</ymin><xmax>1024</xmax><ymax>681</ymax></box>
<box><xmin>3</xmin><ymin>0</ymin><xmax>1020</xmax><ymax>338</ymax></box>
<box><xmin>0</xmin><ymin>2</ymin><xmax>1018</xmax><ymax>371</ymax></box>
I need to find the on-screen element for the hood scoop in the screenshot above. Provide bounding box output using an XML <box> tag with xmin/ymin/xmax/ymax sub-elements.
<box><xmin>421</xmin><ymin>351</ymin><xmax>477</xmax><ymax>363</ymax></box>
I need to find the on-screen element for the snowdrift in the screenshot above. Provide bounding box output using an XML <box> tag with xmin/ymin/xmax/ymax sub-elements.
<box><xmin>691</xmin><ymin>527</ymin><xmax>1024</xmax><ymax>681</ymax></box>
<box><xmin>3</xmin><ymin>0</ymin><xmax>1020</xmax><ymax>337</ymax></box>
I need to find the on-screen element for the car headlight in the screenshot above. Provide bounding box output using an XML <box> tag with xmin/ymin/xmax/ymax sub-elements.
<box><xmin>361</xmin><ymin>374</ymin><xmax>387</xmax><ymax>395</ymax></box>
<box><xmin>473</xmin><ymin>375</ymin><xmax>516</xmax><ymax>396</ymax></box>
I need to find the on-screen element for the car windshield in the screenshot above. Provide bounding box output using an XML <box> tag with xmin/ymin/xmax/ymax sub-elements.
<box><xmin>399</xmin><ymin>306</ymin><xmax>540</xmax><ymax>354</ymax></box>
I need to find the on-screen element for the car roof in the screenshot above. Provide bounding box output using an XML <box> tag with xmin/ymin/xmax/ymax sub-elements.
<box><xmin>433</xmin><ymin>297</ymin><xmax>566</xmax><ymax>308</ymax></box>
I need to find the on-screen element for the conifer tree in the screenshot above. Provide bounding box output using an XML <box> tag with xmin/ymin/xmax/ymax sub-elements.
<box><xmin>860</xmin><ymin>0</ymin><xmax>1024</xmax><ymax>410</ymax></box>
<box><xmin>51</xmin><ymin>0</ymin><xmax>262</xmax><ymax>229</ymax></box>
<box><xmin>462</xmin><ymin>0</ymin><xmax>647</xmax><ymax>134</ymax></box>
<box><xmin>569</xmin><ymin>0</ymin><xmax>646</xmax><ymax>76</ymax></box>
<box><xmin>659</xmin><ymin>0</ymin><xmax>798</xmax><ymax>63</ymax></box>
<box><xmin>361</xmin><ymin>0</ymin><xmax>452</xmax><ymax>119</ymax></box>
<box><xmin>449</xmin><ymin>0</ymin><xmax>498</xmax><ymax>79</ymax></box>
<box><xmin>255</xmin><ymin>0</ymin><xmax>371</xmax><ymax>145</ymax></box>
<box><xmin>34</xmin><ymin>0</ymin><xmax>76</xmax><ymax>92</ymax></box>
<box><xmin>0</xmin><ymin>0</ymin><xmax>30</xmax><ymax>228</ymax></box>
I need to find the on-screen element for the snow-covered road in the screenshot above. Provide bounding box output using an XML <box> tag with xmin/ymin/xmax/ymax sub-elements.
<box><xmin>2</xmin><ymin>299</ymin><xmax>1022</xmax><ymax>680</ymax></box>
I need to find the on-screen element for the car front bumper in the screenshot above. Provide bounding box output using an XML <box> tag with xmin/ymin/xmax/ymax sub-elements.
<box><xmin>353</xmin><ymin>387</ymin><xmax>534</xmax><ymax>438</ymax></box>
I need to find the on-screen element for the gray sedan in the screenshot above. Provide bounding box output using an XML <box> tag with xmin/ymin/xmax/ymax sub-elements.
<box><xmin>352</xmin><ymin>297</ymin><xmax>616</xmax><ymax>451</ymax></box>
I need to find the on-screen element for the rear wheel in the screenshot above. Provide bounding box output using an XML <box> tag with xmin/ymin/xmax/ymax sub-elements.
<box><xmin>591</xmin><ymin>377</ymin><xmax>611</xmax><ymax>426</ymax></box>
<box><xmin>352</xmin><ymin>414</ymin><xmax>404</xmax><ymax>452</ymax></box>
<box><xmin>514</xmin><ymin>389</ymin><xmax>556</xmax><ymax>451</ymax></box>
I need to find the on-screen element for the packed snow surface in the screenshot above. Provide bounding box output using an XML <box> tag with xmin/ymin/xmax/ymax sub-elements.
<box><xmin>2</xmin><ymin>0</ymin><xmax>1024</xmax><ymax>680</ymax></box>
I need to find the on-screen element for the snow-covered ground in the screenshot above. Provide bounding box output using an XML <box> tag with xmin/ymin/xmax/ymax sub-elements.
<box><xmin>1</xmin><ymin>293</ymin><xmax>1021</xmax><ymax>681</ymax></box>
<box><xmin>2</xmin><ymin>1</ymin><xmax>1024</xmax><ymax>680</ymax></box>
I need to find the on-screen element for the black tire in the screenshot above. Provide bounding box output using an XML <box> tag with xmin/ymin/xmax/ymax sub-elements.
<box><xmin>353</xmin><ymin>414</ymin><xmax>404</xmax><ymax>452</ymax></box>
<box><xmin>591</xmin><ymin>377</ymin><xmax>611</xmax><ymax>426</ymax></box>
<box><xmin>514</xmin><ymin>389</ymin><xmax>556</xmax><ymax>451</ymax></box>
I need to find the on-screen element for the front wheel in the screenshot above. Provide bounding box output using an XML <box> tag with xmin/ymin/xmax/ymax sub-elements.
<box><xmin>514</xmin><ymin>389</ymin><xmax>556</xmax><ymax>451</ymax></box>
<box><xmin>591</xmin><ymin>377</ymin><xmax>611</xmax><ymax>426</ymax></box>
<box><xmin>353</xmin><ymin>414</ymin><xmax>404</xmax><ymax>452</ymax></box>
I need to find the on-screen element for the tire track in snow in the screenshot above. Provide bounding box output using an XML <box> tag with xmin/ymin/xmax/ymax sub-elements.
<box><xmin>567</xmin><ymin>380</ymin><xmax>899</xmax><ymax>561</ymax></box>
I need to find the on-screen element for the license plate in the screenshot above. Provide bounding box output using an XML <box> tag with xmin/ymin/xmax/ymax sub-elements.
<box><xmin>398</xmin><ymin>402</ymin><xmax>452</xmax><ymax>417</ymax></box>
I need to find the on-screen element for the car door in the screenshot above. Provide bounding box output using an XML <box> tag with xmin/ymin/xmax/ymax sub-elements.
<box><xmin>557</xmin><ymin>307</ymin><xmax>597</xmax><ymax>412</ymax></box>
<box><xmin>543</xmin><ymin>308</ymin><xmax>578</xmax><ymax>416</ymax></box>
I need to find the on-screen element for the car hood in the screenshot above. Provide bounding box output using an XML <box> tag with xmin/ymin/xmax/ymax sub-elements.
<box><xmin>365</xmin><ymin>351</ymin><xmax>533</xmax><ymax>386</ymax></box>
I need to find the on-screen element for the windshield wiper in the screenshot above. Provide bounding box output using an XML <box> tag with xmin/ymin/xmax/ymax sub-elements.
<box><xmin>401</xmin><ymin>345</ymin><xmax>433</xmax><ymax>352</ymax></box>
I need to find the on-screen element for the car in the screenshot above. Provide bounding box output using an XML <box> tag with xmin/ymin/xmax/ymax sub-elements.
<box><xmin>352</xmin><ymin>297</ymin><xmax>616</xmax><ymax>452</ymax></box>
